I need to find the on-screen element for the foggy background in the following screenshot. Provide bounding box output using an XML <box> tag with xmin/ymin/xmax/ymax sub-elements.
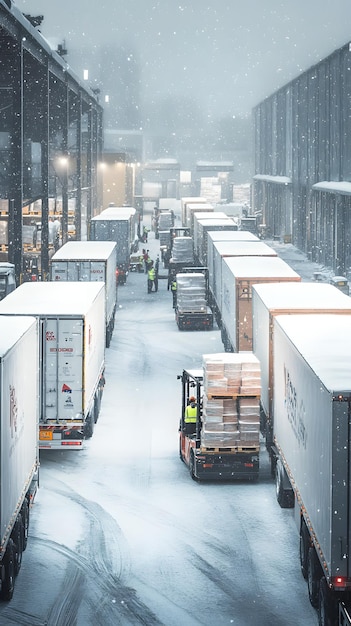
<box><xmin>14</xmin><ymin>0</ymin><xmax>351</xmax><ymax>167</ymax></box>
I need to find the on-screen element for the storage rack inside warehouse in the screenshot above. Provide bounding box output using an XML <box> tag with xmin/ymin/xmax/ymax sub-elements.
<box><xmin>0</xmin><ymin>0</ymin><xmax>103</xmax><ymax>282</ymax></box>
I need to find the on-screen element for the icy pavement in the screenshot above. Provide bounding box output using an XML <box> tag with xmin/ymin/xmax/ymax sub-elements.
<box><xmin>267</xmin><ymin>240</ymin><xmax>338</xmax><ymax>284</ymax></box>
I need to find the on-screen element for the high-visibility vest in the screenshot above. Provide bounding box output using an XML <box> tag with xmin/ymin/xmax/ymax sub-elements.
<box><xmin>185</xmin><ymin>403</ymin><xmax>197</xmax><ymax>423</ymax></box>
<box><xmin>171</xmin><ymin>280</ymin><xmax>177</xmax><ymax>291</ymax></box>
<box><xmin>148</xmin><ymin>267</ymin><xmax>155</xmax><ymax>280</ymax></box>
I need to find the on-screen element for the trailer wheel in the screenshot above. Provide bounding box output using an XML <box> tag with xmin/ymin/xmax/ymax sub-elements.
<box><xmin>12</xmin><ymin>516</ymin><xmax>24</xmax><ymax>575</ymax></box>
<box><xmin>318</xmin><ymin>577</ymin><xmax>338</xmax><ymax>626</ymax></box>
<box><xmin>85</xmin><ymin>412</ymin><xmax>94</xmax><ymax>439</ymax></box>
<box><xmin>275</xmin><ymin>460</ymin><xmax>294</xmax><ymax>508</ymax></box>
<box><xmin>1</xmin><ymin>539</ymin><xmax>15</xmax><ymax>601</ymax></box>
<box><xmin>21</xmin><ymin>499</ymin><xmax>29</xmax><ymax>551</ymax></box>
<box><xmin>307</xmin><ymin>545</ymin><xmax>322</xmax><ymax>607</ymax></box>
<box><xmin>94</xmin><ymin>393</ymin><xmax>101</xmax><ymax>424</ymax></box>
<box><xmin>189</xmin><ymin>451</ymin><xmax>197</xmax><ymax>481</ymax></box>
<box><xmin>299</xmin><ymin>518</ymin><xmax>310</xmax><ymax>579</ymax></box>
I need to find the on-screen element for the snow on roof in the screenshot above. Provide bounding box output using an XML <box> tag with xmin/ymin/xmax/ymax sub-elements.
<box><xmin>253</xmin><ymin>174</ymin><xmax>292</xmax><ymax>185</ymax></box>
<box><xmin>275</xmin><ymin>314</ymin><xmax>351</xmax><ymax>392</ymax></box>
<box><xmin>92</xmin><ymin>207</ymin><xmax>136</xmax><ymax>220</ymax></box>
<box><xmin>213</xmin><ymin>241</ymin><xmax>277</xmax><ymax>257</ymax></box>
<box><xmin>253</xmin><ymin>282</ymin><xmax>351</xmax><ymax>311</ymax></box>
<box><xmin>208</xmin><ymin>230</ymin><xmax>258</xmax><ymax>242</ymax></box>
<box><xmin>0</xmin><ymin>315</ymin><xmax>37</xmax><ymax>357</ymax></box>
<box><xmin>196</xmin><ymin>161</ymin><xmax>234</xmax><ymax>168</ymax></box>
<box><xmin>0</xmin><ymin>282</ymin><xmax>104</xmax><ymax>316</ymax></box>
<box><xmin>312</xmin><ymin>181</ymin><xmax>351</xmax><ymax>195</ymax></box>
<box><xmin>224</xmin><ymin>255</ymin><xmax>300</xmax><ymax>278</ymax></box>
<box><xmin>52</xmin><ymin>241</ymin><xmax>116</xmax><ymax>261</ymax></box>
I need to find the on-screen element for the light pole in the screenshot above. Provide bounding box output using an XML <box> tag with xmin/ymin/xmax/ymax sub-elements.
<box><xmin>58</xmin><ymin>156</ymin><xmax>69</xmax><ymax>246</ymax></box>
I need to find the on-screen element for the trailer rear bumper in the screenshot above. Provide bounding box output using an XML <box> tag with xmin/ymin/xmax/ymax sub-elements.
<box><xmin>194</xmin><ymin>450</ymin><xmax>259</xmax><ymax>480</ymax></box>
<box><xmin>39</xmin><ymin>425</ymin><xmax>85</xmax><ymax>449</ymax></box>
<box><xmin>176</xmin><ymin>311</ymin><xmax>213</xmax><ymax>331</ymax></box>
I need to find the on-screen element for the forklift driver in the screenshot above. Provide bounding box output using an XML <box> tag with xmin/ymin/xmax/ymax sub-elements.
<box><xmin>184</xmin><ymin>396</ymin><xmax>197</xmax><ymax>435</ymax></box>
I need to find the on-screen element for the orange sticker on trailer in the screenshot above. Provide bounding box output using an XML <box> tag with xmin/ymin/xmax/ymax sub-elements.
<box><xmin>39</xmin><ymin>430</ymin><xmax>53</xmax><ymax>440</ymax></box>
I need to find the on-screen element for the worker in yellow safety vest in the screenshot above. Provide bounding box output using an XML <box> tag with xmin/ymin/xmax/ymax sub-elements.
<box><xmin>147</xmin><ymin>263</ymin><xmax>156</xmax><ymax>293</ymax></box>
<box><xmin>184</xmin><ymin>396</ymin><xmax>197</xmax><ymax>434</ymax></box>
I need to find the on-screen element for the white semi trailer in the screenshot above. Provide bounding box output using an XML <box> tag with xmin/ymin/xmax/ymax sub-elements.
<box><xmin>252</xmin><ymin>281</ymin><xmax>351</xmax><ymax>465</ymax></box>
<box><xmin>0</xmin><ymin>316</ymin><xmax>39</xmax><ymax>599</ymax></box>
<box><xmin>272</xmin><ymin>313</ymin><xmax>351</xmax><ymax>625</ymax></box>
<box><xmin>0</xmin><ymin>282</ymin><xmax>105</xmax><ymax>449</ymax></box>
<box><xmin>50</xmin><ymin>240</ymin><xmax>117</xmax><ymax>347</ymax></box>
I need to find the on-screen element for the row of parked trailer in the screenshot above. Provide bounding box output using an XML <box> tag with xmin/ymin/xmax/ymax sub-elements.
<box><xmin>0</xmin><ymin>205</ymin><xmax>138</xmax><ymax>600</ymax></box>
<box><xmin>172</xmin><ymin>196</ymin><xmax>351</xmax><ymax>626</ymax></box>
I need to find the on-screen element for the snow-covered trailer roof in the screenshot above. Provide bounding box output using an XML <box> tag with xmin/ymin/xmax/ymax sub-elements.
<box><xmin>213</xmin><ymin>241</ymin><xmax>277</xmax><ymax>257</ymax></box>
<box><xmin>51</xmin><ymin>241</ymin><xmax>116</xmax><ymax>261</ymax></box>
<box><xmin>223</xmin><ymin>255</ymin><xmax>300</xmax><ymax>279</ymax></box>
<box><xmin>252</xmin><ymin>282</ymin><xmax>351</xmax><ymax>312</ymax></box>
<box><xmin>274</xmin><ymin>313</ymin><xmax>351</xmax><ymax>393</ymax></box>
<box><xmin>207</xmin><ymin>230</ymin><xmax>258</xmax><ymax>242</ymax></box>
<box><xmin>0</xmin><ymin>282</ymin><xmax>104</xmax><ymax>317</ymax></box>
<box><xmin>0</xmin><ymin>315</ymin><xmax>37</xmax><ymax>356</ymax></box>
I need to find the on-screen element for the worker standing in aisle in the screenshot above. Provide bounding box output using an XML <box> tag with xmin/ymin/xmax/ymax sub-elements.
<box><xmin>154</xmin><ymin>255</ymin><xmax>160</xmax><ymax>292</ymax></box>
<box><xmin>147</xmin><ymin>261</ymin><xmax>156</xmax><ymax>293</ymax></box>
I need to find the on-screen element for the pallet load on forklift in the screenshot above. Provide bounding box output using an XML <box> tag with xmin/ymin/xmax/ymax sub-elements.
<box><xmin>175</xmin><ymin>270</ymin><xmax>213</xmax><ymax>331</ymax></box>
<box><xmin>178</xmin><ymin>352</ymin><xmax>261</xmax><ymax>480</ymax></box>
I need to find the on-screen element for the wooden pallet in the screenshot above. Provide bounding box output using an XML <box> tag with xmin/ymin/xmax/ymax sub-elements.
<box><xmin>200</xmin><ymin>445</ymin><xmax>260</xmax><ymax>454</ymax></box>
<box><xmin>206</xmin><ymin>393</ymin><xmax>260</xmax><ymax>400</ymax></box>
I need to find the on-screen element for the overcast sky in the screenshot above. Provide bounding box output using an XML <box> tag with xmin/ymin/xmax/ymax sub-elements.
<box><xmin>14</xmin><ymin>0</ymin><xmax>351</xmax><ymax>119</ymax></box>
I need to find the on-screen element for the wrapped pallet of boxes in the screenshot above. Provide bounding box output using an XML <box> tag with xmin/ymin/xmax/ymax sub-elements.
<box><xmin>176</xmin><ymin>273</ymin><xmax>207</xmax><ymax>312</ymax></box>
<box><xmin>201</xmin><ymin>353</ymin><xmax>261</xmax><ymax>448</ymax></box>
<box><xmin>171</xmin><ymin>237</ymin><xmax>194</xmax><ymax>264</ymax></box>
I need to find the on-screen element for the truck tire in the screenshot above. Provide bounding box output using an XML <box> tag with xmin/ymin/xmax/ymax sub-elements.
<box><xmin>318</xmin><ymin>577</ymin><xmax>338</xmax><ymax>626</ymax></box>
<box><xmin>307</xmin><ymin>545</ymin><xmax>322</xmax><ymax>607</ymax></box>
<box><xmin>85</xmin><ymin>412</ymin><xmax>94</xmax><ymax>439</ymax></box>
<box><xmin>299</xmin><ymin>518</ymin><xmax>310</xmax><ymax>579</ymax></box>
<box><xmin>1</xmin><ymin>539</ymin><xmax>15</xmax><ymax>601</ymax></box>
<box><xmin>94</xmin><ymin>393</ymin><xmax>101</xmax><ymax>424</ymax></box>
<box><xmin>12</xmin><ymin>516</ymin><xmax>24</xmax><ymax>575</ymax></box>
<box><xmin>189</xmin><ymin>451</ymin><xmax>197</xmax><ymax>481</ymax></box>
<box><xmin>275</xmin><ymin>460</ymin><xmax>294</xmax><ymax>508</ymax></box>
<box><xmin>21</xmin><ymin>499</ymin><xmax>29</xmax><ymax>551</ymax></box>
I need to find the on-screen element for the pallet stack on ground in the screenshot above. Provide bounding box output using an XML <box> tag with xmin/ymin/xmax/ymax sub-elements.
<box><xmin>201</xmin><ymin>353</ymin><xmax>261</xmax><ymax>448</ymax></box>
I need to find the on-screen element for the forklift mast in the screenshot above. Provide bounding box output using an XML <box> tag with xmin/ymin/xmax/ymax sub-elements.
<box><xmin>179</xmin><ymin>368</ymin><xmax>203</xmax><ymax>447</ymax></box>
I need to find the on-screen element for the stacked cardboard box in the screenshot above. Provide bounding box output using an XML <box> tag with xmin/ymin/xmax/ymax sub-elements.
<box><xmin>176</xmin><ymin>273</ymin><xmax>207</xmax><ymax>312</ymax></box>
<box><xmin>201</xmin><ymin>353</ymin><xmax>261</xmax><ymax>448</ymax></box>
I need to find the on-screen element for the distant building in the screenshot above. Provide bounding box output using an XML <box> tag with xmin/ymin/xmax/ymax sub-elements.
<box><xmin>253</xmin><ymin>41</ymin><xmax>351</xmax><ymax>275</ymax></box>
